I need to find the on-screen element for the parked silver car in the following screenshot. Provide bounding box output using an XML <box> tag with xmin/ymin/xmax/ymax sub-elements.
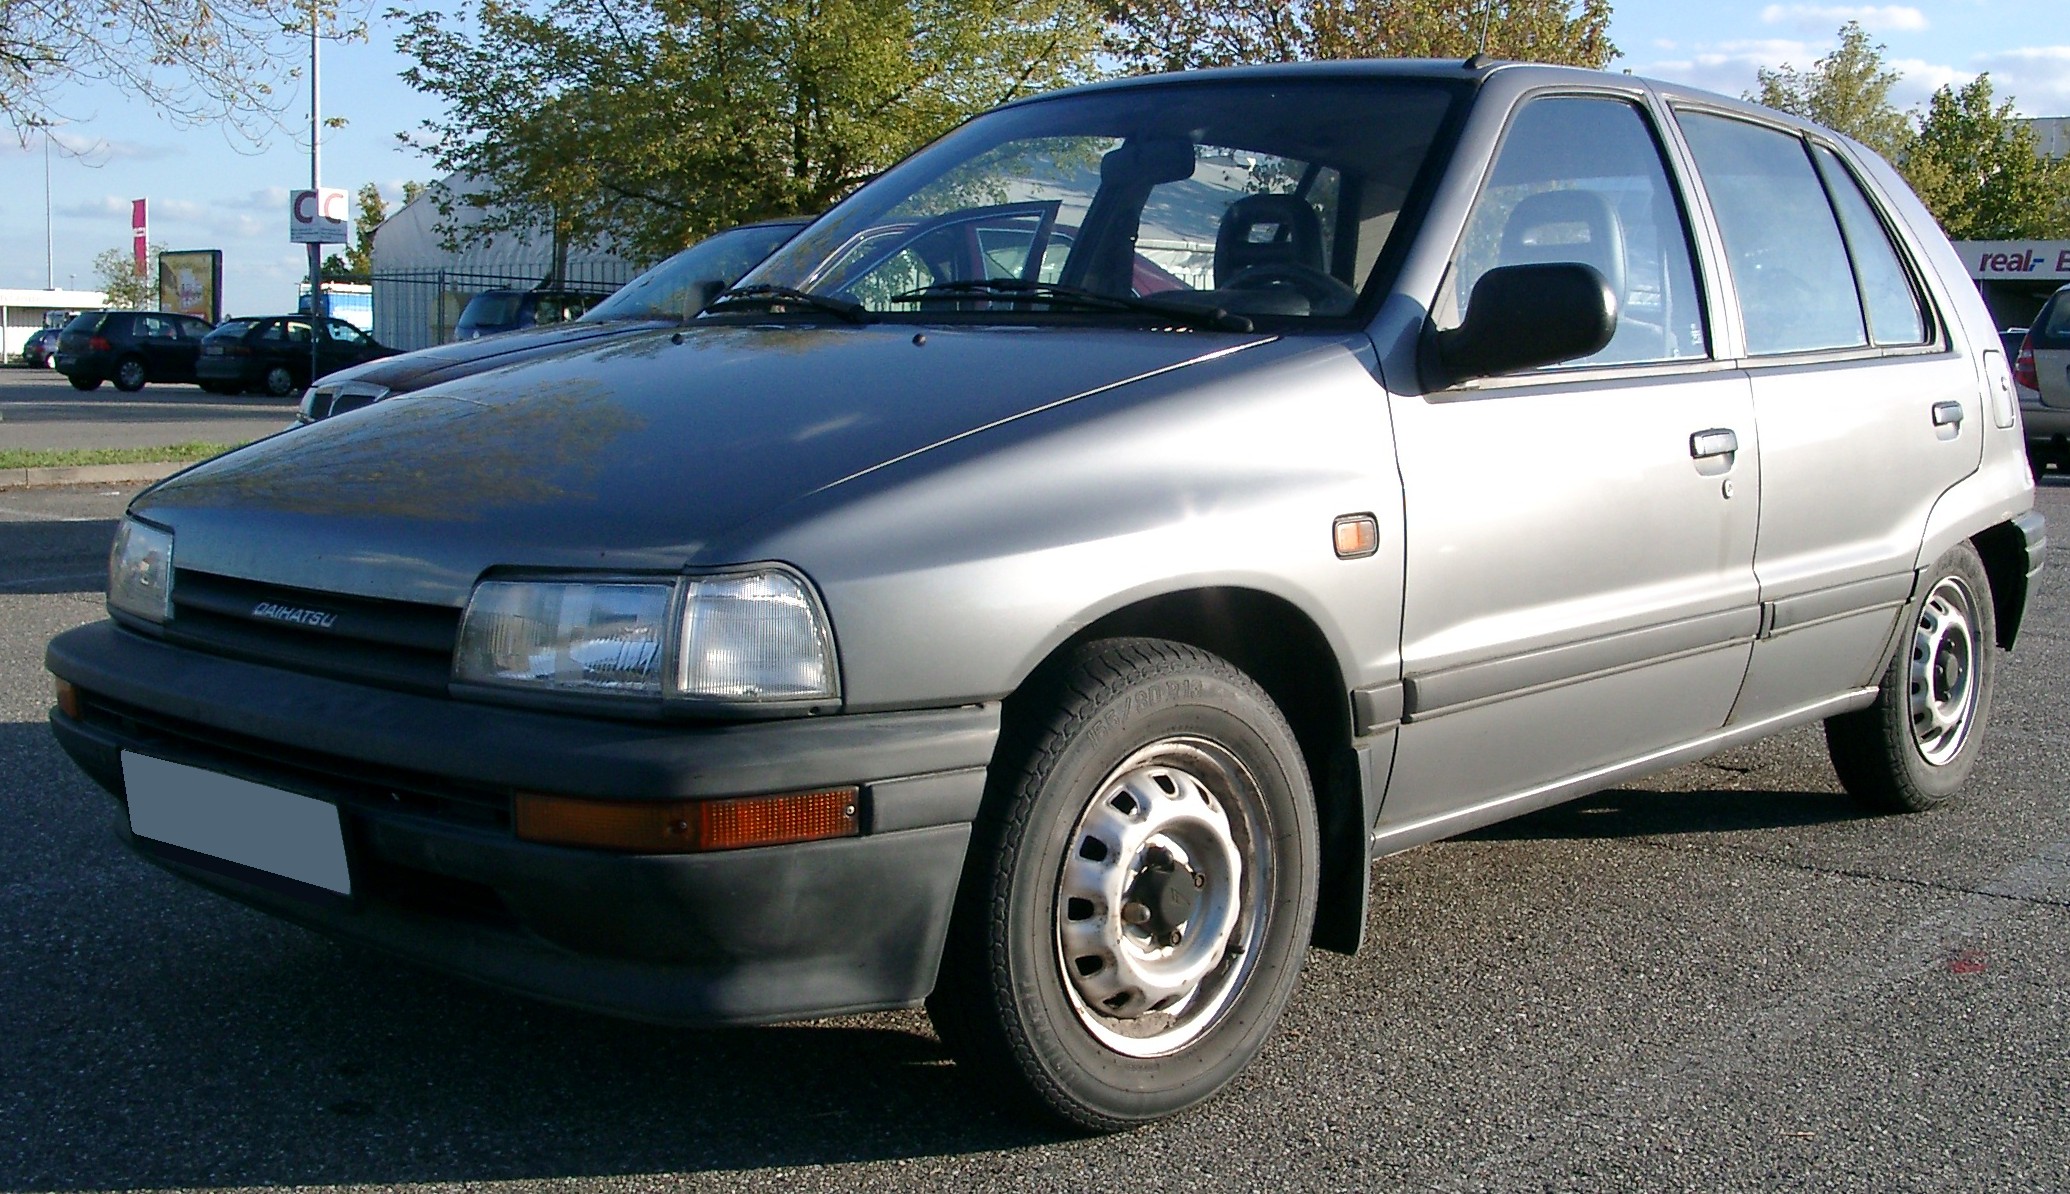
<box><xmin>2015</xmin><ymin>283</ymin><xmax>2070</xmax><ymax>473</ymax></box>
<box><xmin>46</xmin><ymin>60</ymin><xmax>2044</xmax><ymax>1131</ymax></box>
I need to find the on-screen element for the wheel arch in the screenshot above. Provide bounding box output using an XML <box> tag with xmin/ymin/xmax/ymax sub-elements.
<box><xmin>995</xmin><ymin>586</ymin><xmax>1372</xmax><ymax>956</ymax></box>
<box><xmin>1971</xmin><ymin>519</ymin><xmax>2034</xmax><ymax>649</ymax></box>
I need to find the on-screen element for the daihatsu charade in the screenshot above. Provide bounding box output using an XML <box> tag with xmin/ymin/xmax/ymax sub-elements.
<box><xmin>47</xmin><ymin>59</ymin><xmax>2046</xmax><ymax>1130</ymax></box>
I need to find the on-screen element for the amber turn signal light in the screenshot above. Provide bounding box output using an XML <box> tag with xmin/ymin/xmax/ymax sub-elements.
<box><xmin>515</xmin><ymin>786</ymin><xmax>860</xmax><ymax>853</ymax></box>
<box><xmin>53</xmin><ymin>678</ymin><xmax>81</xmax><ymax>720</ymax></box>
<box><xmin>1333</xmin><ymin>513</ymin><xmax>1379</xmax><ymax>559</ymax></box>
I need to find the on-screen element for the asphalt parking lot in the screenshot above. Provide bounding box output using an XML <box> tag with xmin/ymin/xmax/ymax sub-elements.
<box><xmin>0</xmin><ymin>368</ymin><xmax>297</xmax><ymax>454</ymax></box>
<box><xmin>2</xmin><ymin>474</ymin><xmax>2066</xmax><ymax>1192</ymax></box>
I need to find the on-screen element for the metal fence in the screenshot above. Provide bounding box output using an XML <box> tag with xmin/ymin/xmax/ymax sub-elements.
<box><xmin>370</xmin><ymin>263</ymin><xmax>638</xmax><ymax>351</ymax></box>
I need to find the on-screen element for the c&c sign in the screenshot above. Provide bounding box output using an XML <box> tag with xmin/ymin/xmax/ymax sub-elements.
<box><xmin>289</xmin><ymin>188</ymin><xmax>350</xmax><ymax>244</ymax></box>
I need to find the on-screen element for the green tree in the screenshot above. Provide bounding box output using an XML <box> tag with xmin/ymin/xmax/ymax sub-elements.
<box><xmin>1904</xmin><ymin>75</ymin><xmax>2070</xmax><ymax>240</ymax></box>
<box><xmin>394</xmin><ymin>0</ymin><xmax>1105</xmax><ymax>266</ymax></box>
<box><xmin>3</xmin><ymin>0</ymin><xmax>362</xmax><ymax>143</ymax></box>
<box><xmin>91</xmin><ymin>243</ymin><xmax>166</xmax><ymax>308</ymax></box>
<box><xmin>1749</xmin><ymin>20</ymin><xmax>1910</xmax><ymax>159</ymax></box>
<box><xmin>1103</xmin><ymin>0</ymin><xmax>1616</xmax><ymax>75</ymax></box>
<box><xmin>322</xmin><ymin>182</ymin><xmax>390</xmax><ymax>281</ymax></box>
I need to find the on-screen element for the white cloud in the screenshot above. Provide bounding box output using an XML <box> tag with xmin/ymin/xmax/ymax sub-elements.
<box><xmin>1635</xmin><ymin>39</ymin><xmax>1821</xmax><ymax>99</ymax></box>
<box><xmin>1969</xmin><ymin>47</ymin><xmax>2070</xmax><ymax>117</ymax></box>
<box><xmin>1759</xmin><ymin>5</ymin><xmax>1930</xmax><ymax>33</ymax></box>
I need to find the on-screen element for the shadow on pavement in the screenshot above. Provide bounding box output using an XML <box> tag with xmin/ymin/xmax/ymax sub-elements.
<box><xmin>1465</xmin><ymin>783</ymin><xmax>1880</xmax><ymax>841</ymax></box>
<box><xmin>0</xmin><ymin>720</ymin><xmax>1069</xmax><ymax>1192</ymax></box>
<box><xmin>0</xmin><ymin>517</ymin><xmax>117</xmax><ymax>593</ymax></box>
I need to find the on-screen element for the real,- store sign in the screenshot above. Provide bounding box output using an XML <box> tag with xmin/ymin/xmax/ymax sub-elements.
<box><xmin>1954</xmin><ymin>240</ymin><xmax>2070</xmax><ymax>281</ymax></box>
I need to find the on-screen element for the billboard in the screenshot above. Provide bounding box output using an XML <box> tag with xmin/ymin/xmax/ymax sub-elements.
<box><xmin>158</xmin><ymin>250</ymin><xmax>224</xmax><ymax>323</ymax></box>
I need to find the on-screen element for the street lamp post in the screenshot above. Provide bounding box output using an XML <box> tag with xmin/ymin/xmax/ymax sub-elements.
<box><xmin>308</xmin><ymin>0</ymin><xmax>322</xmax><ymax>387</ymax></box>
<box><xmin>44</xmin><ymin>125</ymin><xmax>54</xmax><ymax>289</ymax></box>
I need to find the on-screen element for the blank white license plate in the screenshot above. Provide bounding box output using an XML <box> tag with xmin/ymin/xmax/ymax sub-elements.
<box><xmin>122</xmin><ymin>752</ymin><xmax>351</xmax><ymax>896</ymax></box>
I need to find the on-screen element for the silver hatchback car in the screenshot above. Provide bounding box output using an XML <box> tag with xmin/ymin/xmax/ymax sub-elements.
<box><xmin>2015</xmin><ymin>283</ymin><xmax>2070</xmax><ymax>472</ymax></box>
<box><xmin>47</xmin><ymin>60</ymin><xmax>2044</xmax><ymax>1130</ymax></box>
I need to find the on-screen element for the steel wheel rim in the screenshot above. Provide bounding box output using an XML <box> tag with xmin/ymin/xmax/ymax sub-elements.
<box><xmin>1053</xmin><ymin>737</ymin><xmax>1268</xmax><ymax>1058</ymax></box>
<box><xmin>117</xmin><ymin>361</ymin><xmax>144</xmax><ymax>388</ymax></box>
<box><xmin>1909</xmin><ymin>574</ymin><xmax>1980</xmax><ymax>766</ymax></box>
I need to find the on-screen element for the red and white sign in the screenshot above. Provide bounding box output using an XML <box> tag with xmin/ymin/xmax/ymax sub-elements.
<box><xmin>132</xmin><ymin>198</ymin><xmax>147</xmax><ymax>277</ymax></box>
<box><xmin>289</xmin><ymin>188</ymin><xmax>350</xmax><ymax>244</ymax></box>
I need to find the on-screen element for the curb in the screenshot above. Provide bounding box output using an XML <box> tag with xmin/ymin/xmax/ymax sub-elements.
<box><xmin>0</xmin><ymin>460</ymin><xmax>192</xmax><ymax>491</ymax></box>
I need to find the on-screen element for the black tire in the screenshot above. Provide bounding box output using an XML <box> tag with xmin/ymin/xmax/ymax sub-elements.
<box><xmin>1825</xmin><ymin>542</ymin><xmax>1997</xmax><ymax>813</ymax></box>
<box><xmin>67</xmin><ymin>374</ymin><xmax>100</xmax><ymax>392</ymax></box>
<box><xmin>262</xmin><ymin>365</ymin><xmax>298</xmax><ymax>398</ymax></box>
<box><xmin>927</xmin><ymin>638</ymin><xmax>1318</xmax><ymax>1130</ymax></box>
<box><xmin>112</xmin><ymin>357</ymin><xmax>148</xmax><ymax>392</ymax></box>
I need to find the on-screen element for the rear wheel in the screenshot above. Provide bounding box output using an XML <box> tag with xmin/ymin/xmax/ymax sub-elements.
<box><xmin>1825</xmin><ymin>542</ymin><xmax>1997</xmax><ymax>812</ymax></box>
<box><xmin>263</xmin><ymin>365</ymin><xmax>298</xmax><ymax>398</ymax></box>
<box><xmin>113</xmin><ymin>358</ymin><xmax>148</xmax><ymax>392</ymax></box>
<box><xmin>928</xmin><ymin>638</ymin><xmax>1318</xmax><ymax>1130</ymax></box>
<box><xmin>67</xmin><ymin>374</ymin><xmax>100</xmax><ymax>392</ymax></box>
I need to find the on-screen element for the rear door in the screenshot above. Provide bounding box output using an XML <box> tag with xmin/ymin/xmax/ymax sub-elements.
<box><xmin>1381</xmin><ymin>90</ymin><xmax>1761</xmax><ymax>837</ymax></box>
<box><xmin>1672</xmin><ymin>110</ymin><xmax>1982</xmax><ymax>722</ymax></box>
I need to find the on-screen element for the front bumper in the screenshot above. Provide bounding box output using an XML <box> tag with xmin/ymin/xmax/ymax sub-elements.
<box><xmin>47</xmin><ymin>619</ymin><xmax>998</xmax><ymax>1026</ymax></box>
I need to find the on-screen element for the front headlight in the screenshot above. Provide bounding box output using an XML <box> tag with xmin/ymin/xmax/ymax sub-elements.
<box><xmin>454</xmin><ymin>580</ymin><xmax>673</xmax><ymax>695</ymax></box>
<box><xmin>452</xmin><ymin>567</ymin><xmax>839</xmax><ymax>706</ymax></box>
<box><xmin>108</xmin><ymin>517</ymin><xmax>173</xmax><ymax>624</ymax></box>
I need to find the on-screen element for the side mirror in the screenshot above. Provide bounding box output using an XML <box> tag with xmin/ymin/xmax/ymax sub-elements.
<box><xmin>1430</xmin><ymin>262</ymin><xmax>1617</xmax><ymax>386</ymax></box>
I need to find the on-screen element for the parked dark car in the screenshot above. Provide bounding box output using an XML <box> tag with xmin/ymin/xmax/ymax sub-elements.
<box><xmin>48</xmin><ymin>60</ymin><xmax>2043</xmax><ymax>1131</ymax></box>
<box><xmin>453</xmin><ymin>287</ymin><xmax>612</xmax><ymax>340</ymax></box>
<box><xmin>54</xmin><ymin>310</ymin><xmax>214</xmax><ymax>392</ymax></box>
<box><xmin>20</xmin><ymin>328</ymin><xmax>60</xmax><ymax>367</ymax></box>
<box><xmin>302</xmin><ymin>218</ymin><xmax>807</xmax><ymax>421</ymax></box>
<box><xmin>195</xmin><ymin>316</ymin><xmax>396</xmax><ymax>398</ymax></box>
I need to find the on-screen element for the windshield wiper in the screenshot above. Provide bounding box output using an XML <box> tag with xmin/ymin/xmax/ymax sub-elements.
<box><xmin>703</xmin><ymin>285</ymin><xmax>873</xmax><ymax>324</ymax></box>
<box><xmin>888</xmin><ymin>279</ymin><xmax>1254</xmax><ymax>333</ymax></box>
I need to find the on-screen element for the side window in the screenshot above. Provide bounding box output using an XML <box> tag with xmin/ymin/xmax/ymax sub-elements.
<box><xmin>2037</xmin><ymin>291</ymin><xmax>2070</xmax><ymax>350</ymax></box>
<box><xmin>1439</xmin><ymin>95</ymin><xmax>1708</xmax><ymax>366</ymax></box>
<box><xmin>327</xmin><ymin>320</ymin><xmax>370</xmax><ymax>345</ymax></box>
<box><xmin>1677</xmin><ymin>112</ymin><xmax>1867</xmax><ymax>356</ymax></box>
<box><xmin>1810</xmin><ymin>145</ymin><xmax>1928</xmax><ymax>346</ymax></box>
<box><xmin>257</xmin><ymin>321</ymin><xmax>285</xmax><ymax>343</ymax></box>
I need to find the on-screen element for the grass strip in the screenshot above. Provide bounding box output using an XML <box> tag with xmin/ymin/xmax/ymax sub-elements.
<box><xmin>0</xmin><ymin>442</ymin><xmax>243</xmax><ymax>471</ymax></box>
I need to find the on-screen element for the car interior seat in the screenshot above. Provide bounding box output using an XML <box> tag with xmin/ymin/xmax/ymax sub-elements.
<box><xmin>1495</xmin><ymin>189</ymin><xmax>1660</xmax><ymax>362</ymax></box>
<box><xmin>1211</xmin><ymin>193</ymin><xmax>1356</xmax><ymax>315</ymax></box>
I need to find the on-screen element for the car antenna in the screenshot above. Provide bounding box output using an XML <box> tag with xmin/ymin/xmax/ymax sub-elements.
<box><xmin>1464</xmin><ymin>0</ymin><xmax>1494</xmax><ymax>67</ymax></box>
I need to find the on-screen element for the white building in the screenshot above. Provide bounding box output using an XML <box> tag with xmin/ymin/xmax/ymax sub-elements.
<box><xmin>0</xmin><ymin>287</ymin><xmax>108</xmax><ymax>359</ymax></box>
<box><xmin>369</xmin><ymin>175</ymin><xmax>638</xmax><ymax>350</ymax></box>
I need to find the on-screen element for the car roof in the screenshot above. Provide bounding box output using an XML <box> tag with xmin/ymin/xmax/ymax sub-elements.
<box><xmin>999</xmin><ymin>56</ymin><xmax>1836</xmax><ymax>142</ymax></box>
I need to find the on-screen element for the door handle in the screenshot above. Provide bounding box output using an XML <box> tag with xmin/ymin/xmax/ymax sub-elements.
<box><xmin>1689</xmin><ymin>428</ymin><xmax>1738</xmax><ymax>459</ymax></box>
<box><xmin>1932</xmin><ymin>400</ymin><xmax>1965</xmax><ymax>427</ymax></box>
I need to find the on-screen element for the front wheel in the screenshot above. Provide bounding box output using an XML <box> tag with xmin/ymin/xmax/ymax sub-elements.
<box><xmin>928</xmin><ymin>639</ymin><xmax>1318</xmax><ymax>1130</ymax></box>
<box><xmin>1825</xmin><ymin>542</ymin><xmax>1997</xmax><ymax>812</ymax></box>
<box><xmin>67</xmin><ymin>374</ymin><xmax>100</xmax><ymax>392</ymax></box>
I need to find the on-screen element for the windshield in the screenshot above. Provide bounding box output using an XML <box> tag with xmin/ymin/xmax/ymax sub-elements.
<box><xmin>733</xmin><ymin>77</ymin><xmax>1457</xmax><ymax>324</ymax></box>
<box><xmin>585</xmin><ymin>222</ymin><xmax>805</xmax><ymax>322</ymax></box>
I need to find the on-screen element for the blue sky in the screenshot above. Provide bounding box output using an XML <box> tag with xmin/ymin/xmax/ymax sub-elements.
<box><xmin>3</xmin><ymin>1</ymin><xmax>2064</xmax><ymax>313</ymax></box>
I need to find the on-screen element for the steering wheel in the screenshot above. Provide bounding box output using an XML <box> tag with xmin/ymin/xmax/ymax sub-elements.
<box><xmin>1223</xmin><ymin>263</ymin><xmax>1360</xmax><ymax>315</ymax></box>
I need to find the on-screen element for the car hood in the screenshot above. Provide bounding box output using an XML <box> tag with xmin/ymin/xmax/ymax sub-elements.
<box><xmin>138</xmin><ymin>322</ymin><xmax>1278</xmax><ymax>604</ymax></box>
<box><xmin>317</xmin><ymin>319</ymin><xmax>667</xmax><ymax>392</ymax></box>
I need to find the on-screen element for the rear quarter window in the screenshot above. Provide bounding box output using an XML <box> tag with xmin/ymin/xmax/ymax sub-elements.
<box><xmin>2035</xmin><ymin>292</ymin><xmax>2070</xmax><ymax>349</ymax></box>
